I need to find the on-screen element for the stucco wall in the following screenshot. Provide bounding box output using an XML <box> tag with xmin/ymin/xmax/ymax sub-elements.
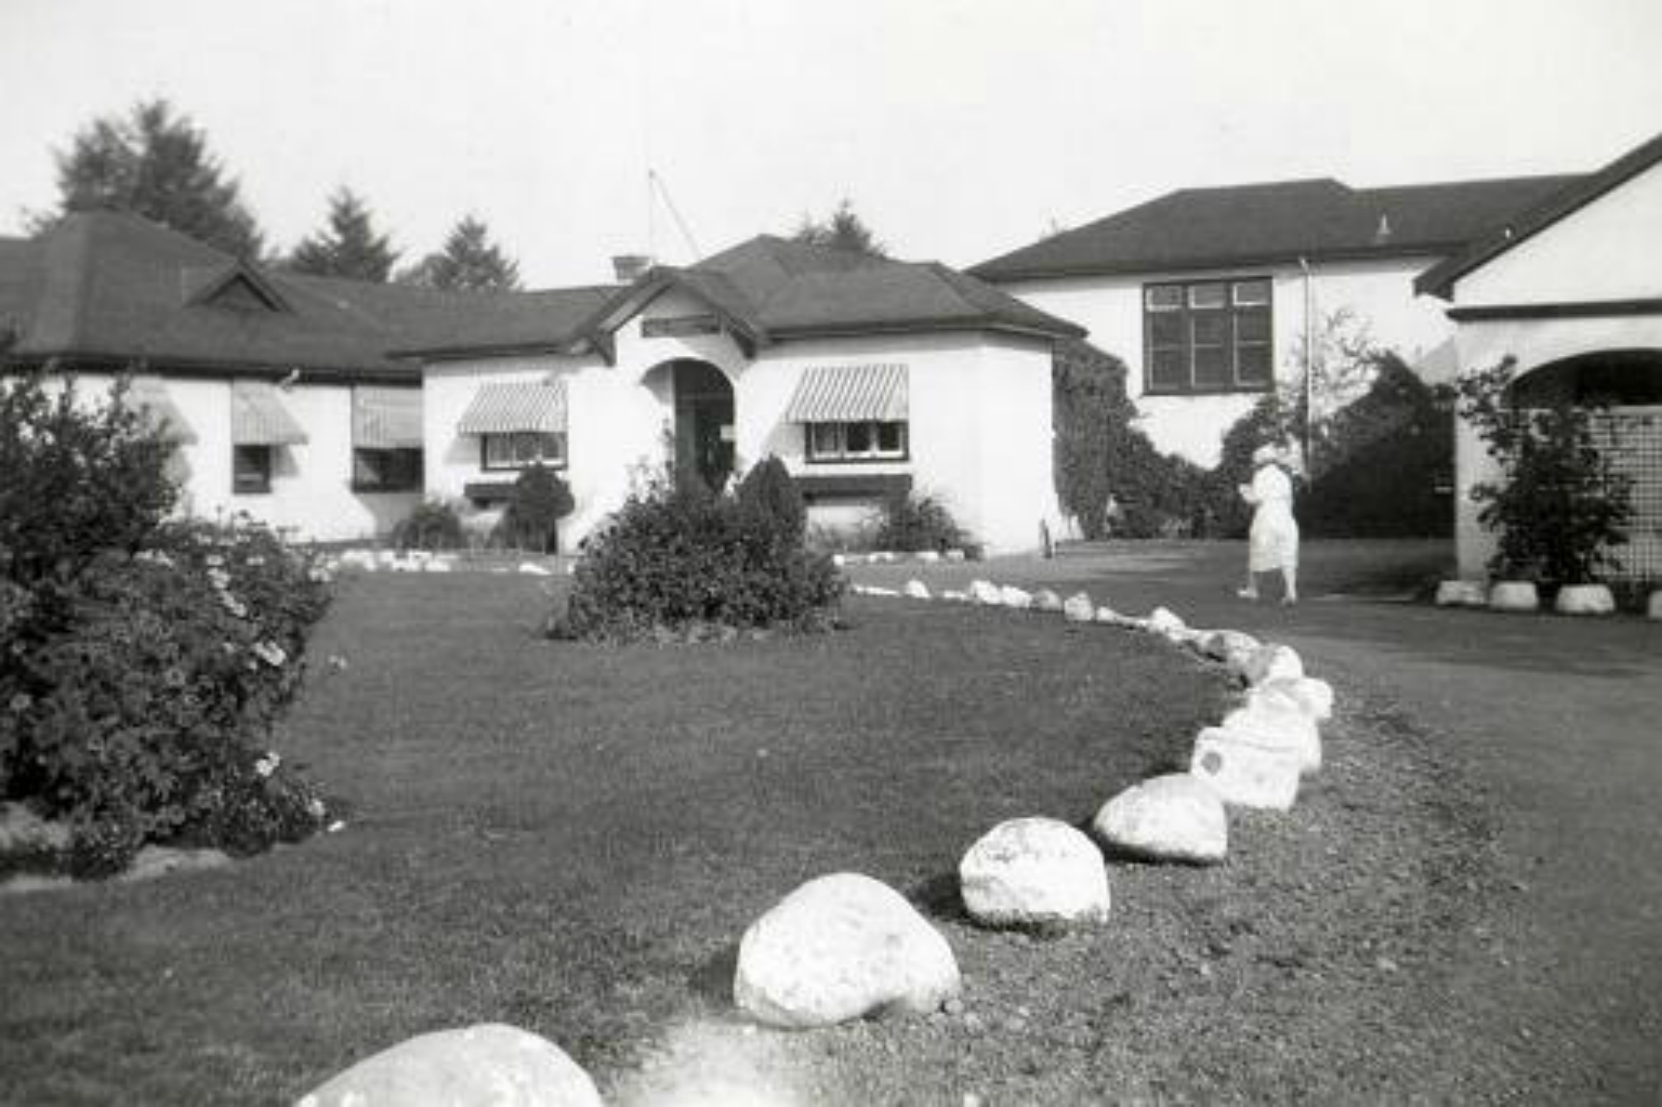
<box><xmin>999</xmin><ymin>256</ymin><xmax>1451</xmax><ymax>466</ymax></box>
<box><xmin>1453</xmin><ymin>162</ymin><xmax>1662</xmax><ymax>305</ymax></box>
<box><xmin>62</xmin><ymin>374</ymin><xmax>417</xmax><ymax>542</ymax></box>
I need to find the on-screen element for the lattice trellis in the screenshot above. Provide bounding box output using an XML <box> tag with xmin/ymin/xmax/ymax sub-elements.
<box><xmin>1589</xmin><ymin>407</ymin><xmax>1662</xmax><ymax>584</ymax></box>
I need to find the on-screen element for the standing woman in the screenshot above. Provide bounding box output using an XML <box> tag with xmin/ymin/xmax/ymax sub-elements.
<box><xmin>1237</xmin><ymin>443</ymin><xmax>1300</xmax><ymax>604</ymax></box>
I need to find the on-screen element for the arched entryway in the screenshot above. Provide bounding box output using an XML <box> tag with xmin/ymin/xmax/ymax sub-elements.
<box><xmin>1512</xmin><ymin>349</ymin><xmax>1662</xmax><ymax>585</ymax></box>
<box><xmin>649</xmin><ymin>358</ymin><xmax>735</xmax><ymax>491</ymax></box>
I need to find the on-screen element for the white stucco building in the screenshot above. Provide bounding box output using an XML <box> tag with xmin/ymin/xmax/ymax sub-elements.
<box><xmin>973</xmin><ymin>175</ymin><xmax>1576</xmax><ymax>467</ymax></box>
<box><xmin>403</xmin><ymin>236</ymin><xmax>1082</xmax><ymax>553</ymax></box>
<box><xmin>1416</xmin><ymin>131</ymin><xmax>1662</xmax><ymax>583</ymax></box>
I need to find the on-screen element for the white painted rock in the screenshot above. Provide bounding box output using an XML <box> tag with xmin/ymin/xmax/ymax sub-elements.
<box><xmin>1093</xmin><ymin>774</ymin><xmax>1227</xmax><ymax>864</ymax></box>
<box><xmin>914</xmin><ymin>550</ymin><xmax>941</xmax><ymax>564</ymax></box>
<box><xmin>518</xmin><ymin>562</ymin><xmax>552</xmax><ymax>577</ymax></box>
<box><xmin>958</xmin><ymin>817</ymin><xmax>1110</xmax><ymax>929</ymax></box>
<box><xmin>376</xmin><ymin>549</ymin><xmax>400</xmax><ymax>567</ymax></box>
<box><xmin>941</xmin><ymin>589</ymin><xmax>969</xmax><ymax>602</ymax></box>
<box><xmin>1063</xmin><ymin>592</ymin><xmax>1095</xmax><ymax>623</ymax></box>
<box><xmin>1554</xmin><ymin>584</ymin><xmax>1615</xmax><ymax>616</ymax></box>
<box><xmin>943</xmin><ymin>549</ymin><xmax>967</xmax><ymax>562</ymax></box>
<box><xmin>1488</xmin><ymin>581</ymin><xmax>1539</xmax><ymax>612</ymax></box>
<box><xmin>1094</xmin><ymin>606</ymin><xmax>1125</xmax><ymax>625</ymax></box>
<box><xmin>968</xmin><ymin>579</ymin><xmax>1002</xmax><ymax>605</ymax></box>
<box><xmin>999</xmin><ymin>585</ymin><xmax>1033</xmax><ymax>609</ymax></box>
<box><xmin>904</xmin><ymin>579</ymin><xmax>931</xmax><ymax>600</ymax></box>
<box><xmin>1191</xmin><ymin>728</ymin><xmax>1302</xmax><ymax>811</ymax></box>
<box><xmin>339</xmin><ymin>549</ymin><xmax>377</xmax><ymax>571</ymax></box>
<box><xmin>1147</xmin><ymin>606</ymin><xmax>1185</xmax><ymax>634</ymax></box>
<box><xmin>1220</xmin><ymin>702</ymin><xmax>1321</xmax><ymax>774</ymax></box>
<box><xmin>1202</xmin><ymin>629</ymin><xmax>1260</xmax><ymax>664</ymax></box>
<box><xmin>1435</xmin><ymin>580</ymin><xmax>1488</xmax><ymax>607</ymax></box>
<box><xmin>1231</xmin><ymin>643</ymin><xmax>1305</xmax><ymax>686</ymax></box>
<box><xmin>424</xmin><ymin>560</ymin><xmax>453</xmax><ymax>574</ymax></box>
<box><xmin>852</xmin><ymin>584</ymin><xmax>898</xmax><ymax>597</ymax></box>
<box><xmin>1033</xmin><ymin>588</ymin><xmax>1064</xmax><ymax>613</ymax></box>
<box><xmin>1650</xmin><ymin>591</ymin><xmax>1662</xmax><ymax>621</ymax></box>
<box><xmin>734</xmin><ymin>873</ymin><xmax>961</xmax><ymax>1028</ymax></box>
<box><xmin>297</xmin><ymin>1023</ymin><xmax>602</xmax><ymax>1107</ymax></box>
<box><xmin>1250</xmin><ymin>676</ymin><xmax>1335</xmax><ymax>724</ymax></box>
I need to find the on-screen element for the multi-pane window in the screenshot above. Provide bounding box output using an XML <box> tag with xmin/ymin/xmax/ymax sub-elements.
<box><xmin>805</xmin><ymin>421</ymin><xmax>908</xmax><ymax>462</ymax></box>
<box><xmin>232</xmin><ymin>445</ymin><xmax>272</xmax><ymax>494</ymax></box>
<box><xmin>1144</xmin><ymin>277</ymin><xmax>1273</xmax><ymax>394</ymax></box>
<box><xmin>353</xmin><ymin>447</ymin><xmax>424</xmax><ymax>491</ymax></box>
<box><xmin>481</xmin><ymin>431</ymin><xmax>567</xmax><ymax>470</ymax></box>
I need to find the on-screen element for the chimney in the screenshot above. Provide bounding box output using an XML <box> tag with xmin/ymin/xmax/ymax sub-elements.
<box><xmin>612</xmin><ymin>254</ymin><xmax>653</xmax><ymax>283</ymax></box>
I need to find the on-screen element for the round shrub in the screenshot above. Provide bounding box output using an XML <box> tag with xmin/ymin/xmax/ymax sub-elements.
<box><xmin>393</xmin><ymin>499</ymin><xmax>467</xmax><ymax>551</ymax></box>
<box><xmin>737</xmin><ymin>455</ymin><xmax>806</xmax><ymax>541</ymax></box>
<box><xmin>503</xmin><ymin>463</ymin><xmax>575</xmax><ymax>553</ymax></box>
<box><xmin>557</xmin><ymin>476</ymin><xmax>842</xmax><ymax>642</ymax></box>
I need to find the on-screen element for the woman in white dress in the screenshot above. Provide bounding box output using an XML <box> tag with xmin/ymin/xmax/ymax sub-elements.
<box><xmin>1237</xmin><ymin>443</ymin><xmax>1299</xmax><ymax>604</ymax></box>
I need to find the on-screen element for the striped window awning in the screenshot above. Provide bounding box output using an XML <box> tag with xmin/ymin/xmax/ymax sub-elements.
<box><xmin>231</xmin><ymin>380</ymin><xmax>308</xmax><ymax>446</ymax></box>
<box><xmin>456</xmin><ymin>378</ymin><xmax>568</xmax><ymax>435</ymax></box>
<box><xmin>122</xmin><ymin>376</ymin><xmax>198</xmax><ymax>444</ymax></box>
<box><xmin>784</xmin><ymin>363</ymin><xmax>909</xmax><ymax>423</ymax></box>
<box><xmin>353</xmin><ymin>386</ymin><xmax>423</xmax><ymax>449</ymax></box>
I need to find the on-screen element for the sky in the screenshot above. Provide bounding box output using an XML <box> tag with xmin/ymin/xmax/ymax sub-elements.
<box><xmin>2</xmin><ymin>0</ymin><xmax>1660</xmax><ymax>287</ymax></box>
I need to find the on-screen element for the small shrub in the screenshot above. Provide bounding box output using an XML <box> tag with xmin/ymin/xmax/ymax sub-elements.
<box><xmin>736</xmin><ymin>455</ymin><xmax>806</xmax><ymax>541</ymax></box>
<box><xmin>558</xmin><ymin>472</ymin><xmax>842</xmax><ymax>642</ymax></box>
<box><xmin>502</xmin><ymin>463</ymin><xmax>574</xmax><ymax>552</ymax></box>
<box><xmin>393</xmin><ymin>499</ymin><xmax>466</xmax><ymax>551</ymax></box>
<box><xmin>869</xmin><ymin>490</ymin><xmax>979</xmax><ymax>556</ymax></box>
<box><xmin>1457</xmin><ymin>357</ymin><xmax>1633</xmax><ymax>584</ymax></box>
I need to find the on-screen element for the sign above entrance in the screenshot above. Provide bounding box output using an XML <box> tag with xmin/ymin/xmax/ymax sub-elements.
<box><xmin>643</xmin><ymin>314</ymin><xmax>722</xmax><ymax>339</ymax></box>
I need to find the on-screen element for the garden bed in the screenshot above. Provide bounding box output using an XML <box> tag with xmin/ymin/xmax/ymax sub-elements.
<box><xmin>0</xmin><ymin>573</ymin><xmax>1495</xmax><ymax>1103</ymax></box>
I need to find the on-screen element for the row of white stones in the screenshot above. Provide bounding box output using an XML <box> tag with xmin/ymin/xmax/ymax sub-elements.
<box><xmin>297</xmin><ymin>577</ymin><xmax>1336</xmax><ymax>1105</ymax></box>
<box><xmin>1438</xmin><ymin>578</ymin><xmax>1662</xmax><ymax>618</ymax></box>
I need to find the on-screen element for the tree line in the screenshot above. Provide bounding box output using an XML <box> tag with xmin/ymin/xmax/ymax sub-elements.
<box><xmin>26</xmin><ymin>98</ymin><xmax>894</xmax><ymax>292</ymax></box>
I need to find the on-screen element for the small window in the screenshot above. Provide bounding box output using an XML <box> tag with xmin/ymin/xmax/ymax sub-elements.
<box><xmin>1233</xmin><ymin>279</ymin><xmax>1271</xmax><ymax>306</ymax></box>
<box><xmin>354</xmin><ymin>447</ymin><xmax>424</xmax><ymax>492</ymax></box>
<box><xmin>1145</xmin><ymin>285</ymin><xmax>1184</xmax><ymax>311</ymax></box>
<box><xmin>805</xmin><ymin>421</ymin><xmax>908</xmax><ymax>463</ymax></box>
<box><xmin>1143</xmin><ymin>277</ymin><xmax>1274</xmax><ymax>395</ymax></box>
<box><xmin>1189</xmin><ymin>282</ymin><xmax>1227</xmax><ymax>309</ymax></box>
<box><xmin>233</xmin><ymin>445</ymin><xmax>272</xmax><ymax>494</ymax></box>
<box><xmin>481</xmin><ymin>432</ymin><xmax>566</xmax><ymax>471</ymax></box>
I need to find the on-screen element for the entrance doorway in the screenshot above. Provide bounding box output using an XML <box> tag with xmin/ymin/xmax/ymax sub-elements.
<box><xmin>668</xmin><ymin>359</ymin><xmax>735</xmax><ymax>492</ymax></box>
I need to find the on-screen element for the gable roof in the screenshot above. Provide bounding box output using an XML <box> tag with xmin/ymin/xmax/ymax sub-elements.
<box><xmin>563</xmin><ymin>235</ymin><xmax>1085</xmax><ymax>355</ymax></box>
<box><xmin>0</xmin><ymin>210</ymin><xmax>614</xmax><ymax>382</ymax></box>
<box><xmin>971</xmin><ymin>174</ymin><xmax>1581</xmax><ymax>283</ymax></box>
<box><xmin>1415</xmin><ymin>130</ymin><xmax>1662</xmax><ymax>299</ymax></box>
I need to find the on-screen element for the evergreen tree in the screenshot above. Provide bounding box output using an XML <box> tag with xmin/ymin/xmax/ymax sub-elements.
<box><xmin>286</xmin><ymin>188</ymin><xmax>399</xmax><ymax>282</ymax></box>
<box><xmin>34</xmin><ymin>99</ymin><xmax>264</xmax><ymax>257</ymax></box>
<box><xmin>792</xmin><ymin>198</ymin><xmax>887</xmax><ymax>257</ymax></box>
<box><xmin>398</xmin><ymin>215</ymin><xmax>522</xmax><ymax>291</ymax></box>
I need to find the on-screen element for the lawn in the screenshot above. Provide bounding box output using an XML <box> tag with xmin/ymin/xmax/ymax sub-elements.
<box><xmin>0</xmin><ymin>573</ymin><xmax>1241</xmax><ymax>1104</ymax></box>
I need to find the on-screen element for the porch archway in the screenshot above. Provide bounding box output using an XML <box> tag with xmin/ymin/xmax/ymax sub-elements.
<box><xmin>643</xmin><ymin>358</ymin><xmax>736</xmax><ymax>492</ymax></box>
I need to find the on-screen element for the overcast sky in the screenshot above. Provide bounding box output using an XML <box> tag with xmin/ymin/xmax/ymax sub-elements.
<box><xmin>2</xmin><ymin>0</ymin><xmax>1659</xmax><ymax>287</ymax></box>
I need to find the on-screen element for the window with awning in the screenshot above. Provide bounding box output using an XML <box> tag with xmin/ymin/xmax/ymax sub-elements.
<box><xmin>352</xmin><ymin>386</ymin><xmax>424</xmax><ymax>492</ymax></box>
<box><xmin>786</xmin><ymin>364</ymin><xmax>909</xmax><ymax>463</ymax></box>
<box><xmin>121</xmin><ymin>376</ymin><xmax>198</xmax><ymax>444</ymax></box>
<box><xmin>458</xmin><ymin>378</ymin><xmax>570</xmax><ymax>471</ymax></box>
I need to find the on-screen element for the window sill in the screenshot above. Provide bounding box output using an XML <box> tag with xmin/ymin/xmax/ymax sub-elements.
<box><xmin>480</xmin><ymin>463</ymin><xmax>569</xmax><ymax>473</ymax></box>
<box><xmin>803</xmin><ymin>455</ymin><xmax>911</xmax><ymax>466</ymax></box>
<box><xmin>352</xmin><ymin>484</ymin><xmax>423</xmax><ymax>494</ymax></box>
<box><xmin>1142</xmin><ymin>386</ymin><xmax>1272</xmax><ymax>398</ymax></box>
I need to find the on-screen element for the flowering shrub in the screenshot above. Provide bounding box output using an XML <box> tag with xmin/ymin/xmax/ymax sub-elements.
<box><xmin>392</xmin><ymin>499</ymin><xmax>467</xmax><ymax>551</ymax></box>
<box><xmin>0</xmin><ymin>373</ymin><xmax>333</xmax><ymax>877</ymax></box>
<box><xmin>555</xmin><ymin>473</ymin><xmax>842</xmax><ymax>642</ymax></box>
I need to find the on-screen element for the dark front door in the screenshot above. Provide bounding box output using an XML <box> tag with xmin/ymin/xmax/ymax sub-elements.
<box><xmin>672</xmin><ymin>360</ymin><xmax>735</xmax><ymax>491</ymax></box>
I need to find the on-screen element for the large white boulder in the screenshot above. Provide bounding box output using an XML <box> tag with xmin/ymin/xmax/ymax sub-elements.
<box><xmin>1202</xmin><ymin>629</ymin><xmax>1260</xmax><ymax>665</ymax></box>
<box><xmin>903</xmin><ymin>579</ymin><xmax>931</xmax><ymax>600</ymax></box>
<box><xmin>1230</xmin><ymin>643</ymin><xmax>1305</xmax><ymax>686</ymax></box>
<box><xmin>1146</xmin><ymin>607</ymin><xmax>1185</xmax><ymax>635</ymax></box>
<box><xmin>1488</xmin><ymin>581</ymin><xmax>1539</xmax><ymax>612</ymax></box>
<box><xmin>1062</xmin><ymin>591</ymin><xmax>1095</xmax><ymax>623</ymax></box>
<box><xmin>1191</xmin><ymin>728</ymin><xmax>1302</xmax><ymax>811</ymax></box>
<box><xmin>1032</xmin><ymin>588</ymin><xmax>1064</xmax><ymax>613</ymax></box>
<box><xmin>1219</xmin><ymin>701</ymin><xmax>1321</xmax><ymax>774</ymax></box>
<box><xmin>1554</xmin><ymin>584</ymin><xmax>1615</xmax><ymax>616</ymax></box>
<box><xmin>1435</xmin><ymin>580</ymin><xmax>1488</xmax><ymax>607</ymax></box>
<box><xmin>734</xmin><ymin>873</ymin><xmax>961</xmax><ymax>1028</ymax></box>
<box><xmin>296</xmin><ymin>1024</ymin><xmax>602</xmax><ymax>1107</ymax></box>
<box><xmin>968</xmin><ymin>579</ymin><xmax>1002</xmax><ymax>605</ymax></box>
<box><xmin>1249</xmin><ymin>676</ymin><xmax>1335</xmax><ymax>724</ymax></box>
<box><xmin>958</xmin><ymin>817</ymin><xmax>1110</xmax><ymax>929</ymax></box>
<box><xmin>999</xmin><ymin>585</ymin><xmax>1033</xmax><ymax>610</ymax></box>
<box><xmin>1092</xmin><ymin>775</ymin><xmax>1227</xmax><ymax>865</ymax></box>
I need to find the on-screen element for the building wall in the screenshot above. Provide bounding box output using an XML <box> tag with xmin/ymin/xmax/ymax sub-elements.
<box><xmin>62</xmin><ymin>374</ymin><xmax>417</xmax><ymax>542</ymax></box>
<box><xmin>422</xmin><ymin>309</ymin><xmax>1062</xmax><ymax>554</ymax></box>
<box><xmin>1454</xmin><ymin>162</ymin><xmax>1662</xmax><ymax>306</ymax></box>
<box><xmin>997</xmin><ymin>255</ymin><xmax>1451</xmax><ymax>466</ymax></box>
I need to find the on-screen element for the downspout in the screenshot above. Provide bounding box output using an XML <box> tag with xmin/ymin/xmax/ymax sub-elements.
<box><xmin>1298</xmin><ymin>256</ymin><xmax>1314</xmax><ymax>472</ymax></box>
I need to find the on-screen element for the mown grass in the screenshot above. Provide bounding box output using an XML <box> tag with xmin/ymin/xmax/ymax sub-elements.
<box><xmin>0</xmin><ymin>574</ymin><xmax>1227</xmax><ymax>1105</ymax></box>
